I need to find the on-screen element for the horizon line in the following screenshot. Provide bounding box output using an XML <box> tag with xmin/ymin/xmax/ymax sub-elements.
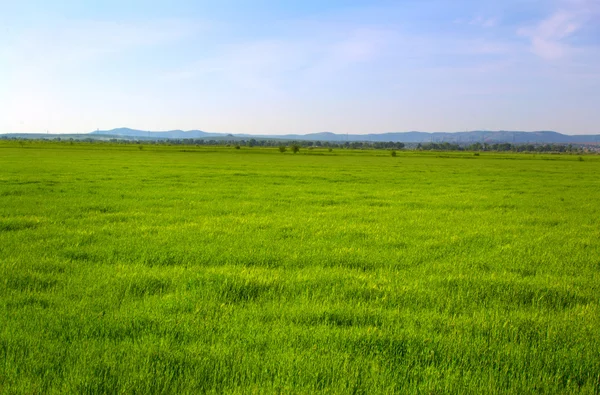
<box><xmin>2</xmin><ymin>129</ymin><xmax>600</xmax><ymax>137</ymax></box>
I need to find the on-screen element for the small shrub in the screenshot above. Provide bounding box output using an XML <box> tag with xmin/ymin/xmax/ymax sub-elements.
<box><xmin>578</xmin><ymin>156</ymin><xmax>584</xmax><ymax>162</ymax></box>
<box><xmin>278</xmin><ymin>146</ymin><xmax>286</xmax><ymax>153</ymax></box>
<box><xmin>138</xmin><ymin>145</ymin><xmax>143</xmax><ymax>150</ymax></box>
<box><xmin>474</xmin><ymin>152</ymin><xmax>480</xmax><ymax>156</ymax></box>
<box><xmin>291</xmin><ymin>145</ymin><xmax>300</xmax><ymax>154</ymax></box>
<box><xmin>235</xmin><ymin>145</ymin><xmax>241</xmax><ymax>150</ymax></box>
<box><xmin>328</xmin><ymin>148</ymin><xmax>333</xmax><ymax>152</ymax></box>
<box><xmin>391</xmin><ymin>150</ymin><xmax>397</xmax><ymax>157</ymax></box>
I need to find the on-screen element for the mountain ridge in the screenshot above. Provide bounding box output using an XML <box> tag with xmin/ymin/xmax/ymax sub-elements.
<box><xmin>88</xmin><ymin>128</ymin><xmax>600</xmax><ymax>144</ymax></box>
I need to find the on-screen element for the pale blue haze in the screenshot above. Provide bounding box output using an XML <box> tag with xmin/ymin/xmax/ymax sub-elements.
<box><xmin>1</xmin><ymin>0</ymin><xmax>599</xmax><ymax>134</ymax></box>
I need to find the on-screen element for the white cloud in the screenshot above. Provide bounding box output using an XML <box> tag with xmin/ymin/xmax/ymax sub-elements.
<box><xmin>518</xmin><ymin>0</ymin><xmax>599</xmax><ymax>60</ymax></box>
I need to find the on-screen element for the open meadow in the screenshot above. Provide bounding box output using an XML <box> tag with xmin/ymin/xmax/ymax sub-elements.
<box><xmin>1</xmin><ymin>142</ymin><xmax>599</xmax><ymax>393</ymax></box>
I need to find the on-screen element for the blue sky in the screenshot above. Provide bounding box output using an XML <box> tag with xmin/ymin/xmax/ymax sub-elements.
<box><xmin>1</xmin><ymin>0</ymin><xmax>599</xmax><ymax>135</ymax></box>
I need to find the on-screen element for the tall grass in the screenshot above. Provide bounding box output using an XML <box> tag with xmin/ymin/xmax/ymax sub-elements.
<box><xmin>0</xmin><ymin>143</ymin><xmax>599</xmax><ymax>393</ymax></box>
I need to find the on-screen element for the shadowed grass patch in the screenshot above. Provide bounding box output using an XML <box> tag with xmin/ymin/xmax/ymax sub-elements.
<box><xmin>3</xmin><ymin>273</ymin><xmax>58</xmax><ymax>293</ymax></box>
<box><xmin>441</xmin><ymin>278</ymin><xmax>589</xmax><ymax>310</ymax></box>
<box><xmin>0</xmin><ymin>218</ymin><xmax>40</xmax><ymax>232</ymax></box>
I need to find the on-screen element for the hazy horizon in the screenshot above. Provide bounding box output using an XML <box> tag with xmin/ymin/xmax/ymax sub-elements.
<box><xmin>2</xmin><ymin>0</ymin><xmax>599</xmax><ymax>135</ymax></box>
<box><xmin>4</xmin><ymin>128</ymin><xmax>599</xmax><ymax>137</ymax></box>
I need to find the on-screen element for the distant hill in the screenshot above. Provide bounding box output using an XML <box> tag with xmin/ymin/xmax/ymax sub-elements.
<box><xmin>0</xmin><ymin>133</ymin><xmax>117</xmax><ymax>140</ymax></box>
<box><xmin>3</xmin><ymin>128</ymin><xmax>600</xmax><ymax>144</ymax></box>
<box><xmin>253</xmin><ymin>130</ymin><xmax>600</xmax><ymax>144</ymax></box>
<box><xmin>90</xmin><ymin>128</ymin><xmax>221</xmax><ymax>139</ymax></box>
<box><xmin>91</xmin><ymin>128</ymin><xmax>600</xmax><ymax>144</ymax></box>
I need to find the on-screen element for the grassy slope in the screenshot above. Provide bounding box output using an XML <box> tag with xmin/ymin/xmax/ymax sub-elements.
<box><xmin>1</xmin><ymin>143</ymin><xmax>599</xmax><ymax>393</ymax></box>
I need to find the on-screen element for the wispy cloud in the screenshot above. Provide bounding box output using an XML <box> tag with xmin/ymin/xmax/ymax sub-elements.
<box><xmin>469</xmin><ymin>16</ymin><xmax>499</xmax><ymax>28</ymax></box>
<box><xmin>162</xmin><ymin>25</ymin><xmax>394</xmax><ymax>93</ymax></box>
<box><xmin>6</xmin><ymin>19</ymin><xmax>200</xmax><ymax>69</ymax></box>
<box><xmin>518</xmin><ymin>0</ymin><xmax>599</xmax><ymax>60</ymax></box>
<box><xmin>329</xmin><ymin>28</ymin><xmax>390</xmax><ymax>63</ymax></box>
<box><xmin>453</xmin><ymin>15</ymin><xmax>499</xmax><ymax>28</ymax></box>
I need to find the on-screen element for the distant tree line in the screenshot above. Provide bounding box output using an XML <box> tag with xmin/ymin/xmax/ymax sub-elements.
<box><xmin>139</xmin><ymin>138</ymin><xmax>407</xmax><ymax>150</ymax></box>
<box><xmin>416</xmin><ymin>142</ymin><xmax>583</xmax><ymax>153</ymax></box>
<box><xmin>2</xmin><ymin>135</ymin><xmax>596</xmax><ymax>153</ymax></box>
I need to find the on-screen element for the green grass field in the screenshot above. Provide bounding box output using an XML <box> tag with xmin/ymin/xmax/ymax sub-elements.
<box><xmin>1</xmin><ymin>142</ymin><xmax>599</xmax><ymax>393</ymax></box>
